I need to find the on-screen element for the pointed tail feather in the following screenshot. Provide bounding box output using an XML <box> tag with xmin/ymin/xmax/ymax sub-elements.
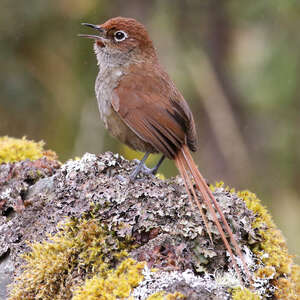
<box><xmin>175</xmin><ymin>145</ymin><xmax>252</xmax><ymax>284</ymax></box>
<box><xmin>175</xmin><ymin>155</ymin><xmax>213</xmax><ymax>244</ymax></box>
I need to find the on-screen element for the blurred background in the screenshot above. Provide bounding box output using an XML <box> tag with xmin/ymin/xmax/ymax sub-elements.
<box><xmin>0</xmin><ymin>0</ymin><xmax>299</xmax><ymax>261</ymax></box>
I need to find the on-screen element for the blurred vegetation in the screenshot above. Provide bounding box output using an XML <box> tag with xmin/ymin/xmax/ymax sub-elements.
<box><xmin>0</xmin><ymin>0</ymin><xmax>299</xmax><ymax>261</ymax></box>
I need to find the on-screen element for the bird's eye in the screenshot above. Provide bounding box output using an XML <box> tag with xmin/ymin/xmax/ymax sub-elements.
<box><xmin>114</xmin><ymin>30</ymin><xmax>127</xmax><ymax>42</ymax></box>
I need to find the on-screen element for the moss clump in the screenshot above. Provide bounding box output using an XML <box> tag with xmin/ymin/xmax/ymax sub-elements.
<box><xmin>8</xmin><ymin>216</ymin><xmax>131</xmax><ymax>300</ymax></box>
<box><xmin>238</xmin><ymin>190</ymin><xmax>299</xmax><ymax>299</ymax></box>
<box><xmin>73</xmin><ymin>258</ymin><xmax>145</xmax><ymax>300</ymax></box>
<box><xmin>274</xmin><ymin>264</ymin><xmax>300</xmax><ymax>300</ymax></box>
<box><xmin>239</xmin><ymin>190</ymin><xmax>292</xmax><ymax>273</ymax></box>
<box><xmin>212</xmin><ymin>182</ymin><xmax>300</xmax><ymax>299</ymax></box>
<box><xmin>0</xmin><ymin>136</ymin><xmax>57</xmax><ymax>163</ymax></box>
<box><xmin>146</xmin><ymin>291</ymin><xmax>186</xmax><ymax>300</ymax></box>
<box><xmin>232</xmin><ymin>287</ymin><xmax>260</xmax><ymax>300</ymax></box>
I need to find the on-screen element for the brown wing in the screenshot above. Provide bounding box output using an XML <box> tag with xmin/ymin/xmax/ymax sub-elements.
<box><xmin>112</xmin><ymin>63</ymin><xmax>197</xmax><ymax>159</ymax></box>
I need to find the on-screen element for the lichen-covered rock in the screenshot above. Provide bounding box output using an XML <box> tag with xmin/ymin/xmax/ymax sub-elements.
<box><xmin>0</xmin><ymin>152</ymin><xmax>299</xmax><ymax>299</ymax></box>
<box><xmin>0</xmin><ymin>158</ymin><xmax>60</xmax><ymax>214</ymax></box>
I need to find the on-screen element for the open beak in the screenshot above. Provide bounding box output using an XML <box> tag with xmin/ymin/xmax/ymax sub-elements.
<box><xmin>78</xmin><ymin>23</ymin><xmax>106</xmax><ymax>42</ymax></box>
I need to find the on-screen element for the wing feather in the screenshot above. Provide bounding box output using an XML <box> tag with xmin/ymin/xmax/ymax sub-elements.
<box><xmin>112</xmin><ymin>63</ymin><xmax>197</xmax><ymax>158</ymax></box>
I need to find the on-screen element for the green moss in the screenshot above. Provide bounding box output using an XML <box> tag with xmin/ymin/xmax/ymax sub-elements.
<box><xmin>0</xmin><ymin>136</ymin><xmax>57</xmax><ymax>163</ymax></box>
<box><xmin>241</xmin><ymin>189</ymin><xmax>300</xmax><ymax>299</ymax></box>
<box><xmin>72</xmin><ymin>258</ymin><xmax>145</xmax><ymax>300</ymax></box>
<box><xmin>8</xmin><ymin>179</ymin><xmax>299</xmax><ymax>299</ymax></box>
<box><xmin>274</xmin><ymin>264</ymin><xmax>300</xmax><ymax>300</ymax></box>
<box><xmin>212</xmin><ymin>182</ymin><xmax>300</xmax><ymax>299</ymax></box>
<box><xmin>232</xmin><ymin>287</ymin><xmax>260</xmax><ymax>300</ymax></box>
<box><xmin>8</xmin><ymin>216</ymin><xmax>131</xmax><ymax>300</ymax></box>
<box><xmin>238</xmin><ymin>190</ymin><xmax>293</xmax><ymax>275</ymax></box>
<box><xmin>238</xmin><ymin>189</ymin><xmax>297</xmax><ymax>294</ymax></box>
<box><xmin>147</xmin><ymin>291</ymin><xmax>186</xmax><ymax>300</ymax></box>
<box><xmin>237</xmin><ymin>188</ymin><xmax>299</xmax><ymax>299</ymax></box>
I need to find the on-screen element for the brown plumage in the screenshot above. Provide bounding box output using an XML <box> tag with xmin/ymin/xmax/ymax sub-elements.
<box><xmin>80</xmin><ymin>16</ymin><xmax>252</xmax><ymax>284</ymax></box>
<box><xmin>112</xmin><ymin>62</ymin><xmax>197</xmax><ymax>158</ymax></box>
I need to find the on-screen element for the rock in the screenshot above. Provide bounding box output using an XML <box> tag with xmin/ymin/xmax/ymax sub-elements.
<box><xmin>0</xmin><ymin>152</ymin><xmax>298</xmax><ymax>299</ymax></box>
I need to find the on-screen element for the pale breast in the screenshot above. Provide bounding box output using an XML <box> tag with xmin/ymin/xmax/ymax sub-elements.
<box><xmin>95</xmin><ymin>66</ymin><xmax>157</xmax><ymax>153</ymax></box>
<box><xmin>95</xmin><ymin>67</ymin><xmax>122</xmax><ymax>128</ymax></box>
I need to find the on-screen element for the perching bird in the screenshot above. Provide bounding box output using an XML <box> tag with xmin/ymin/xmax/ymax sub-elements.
<box><xmin>79</xmin><ymin>16</ymin><xmax>251</xmax><ymax>284</ymax></box>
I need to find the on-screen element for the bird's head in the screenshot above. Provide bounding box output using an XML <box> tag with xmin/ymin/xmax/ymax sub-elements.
<box><xmin>79</xmin><ymin>17</ymin><xmax>157</xmax><ymax>66</ymax></box>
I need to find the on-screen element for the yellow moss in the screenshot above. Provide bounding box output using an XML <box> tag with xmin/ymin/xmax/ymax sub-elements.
<box><xmin>147</xmin><ymin>291</ymin><xmax>186</xmax><ymax>300</ymax></box>
<box><xmin>238</xmin><ymin>190</ymin><xmax>293</xmax><ymax>274</ymax></box>
<box><xmin>7</xmin><ymin>178</ymin><xmax>299</xmax><ymax>299</ymax></box>
<box><xmin>211</xmin><ymin>181</ymin><xmax>235</xmax><ymax>194</ymax></box>
<box><xmin>232</xmin><ymin>287</ymin><xmax>260</xmax><ymax>300</ymax></box>
<box><xmin>274</xmin><ymin>264</ymin><xmax>300</xmax><ymax>300</ymax></box>
<box><xmin>237</xmin><ymin>189</ymin><xmax>300</xmax><ymax>299</ymax></box>
<box><xmin>210</xmin><ymin>183</ymin><xmax>300</xmax><ymax>299</ymax></box>
<box><xmin>147</xmin><ymin>292</ymin><xmax>165</xmax><ymax>300</ymax></box>
<box><xmin>291</xmin><ymin>265</ymin><xmax>300</xmax><ymax>298</ymax></box>
<box><xmin>72</xmin><ymin>258</ymin><xmax>145</xmax><ymax>300</ymax></box>
<box><xmin>211</xmin><ymin>181</ymin><xmax>225</xmax><ymax>190</ymax></box>
<box><xmin>255</xmin><ymin>266</ymin><xmax>276</xmax><ymax>279</ymax></box>
<box><xmin>165</xmin><ymin>292</ymin><xmax>186</xmax><ymax>300</ymax></box>
<box><xmin>8</xmin><ymin>217</ymin><xmax>130</xmax><ymax>300</ymax></box>
<box><xmin>0</xmin><ymin>136</ymin><xmax>57</xmax><ymax>163</ymax></box>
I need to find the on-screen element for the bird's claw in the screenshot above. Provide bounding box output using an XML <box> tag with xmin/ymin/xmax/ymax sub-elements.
<box><xmin>129</xmin><ymin>160</ymin><xmax>157</xmax><ymax>181</ymax></box>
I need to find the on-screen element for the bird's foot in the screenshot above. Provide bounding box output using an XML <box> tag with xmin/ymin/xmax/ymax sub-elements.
<box><xmin>130</xmin><ymin>159</ymin><xmax>158</xmax><ymax>181</ymax></box>
<box><xmin>129</xmin><ymin>154</ymin><xmax>165</xmax><ymax>182</ymax></box>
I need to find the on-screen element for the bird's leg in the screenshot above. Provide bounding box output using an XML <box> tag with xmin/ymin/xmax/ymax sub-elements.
<box><xmin>130</xmin><ymin>153</ymin><xmax>165</xmax><ymax>181</ymax></box>
<box><xmin>130</xmin><ymin>152</ymin><xmax>150</xmax><ymax>181</ymax></box>
<box><xmin>149</xmin><ymin>155</ymin><xmax>165</xmax><ymax>175</ymax></box>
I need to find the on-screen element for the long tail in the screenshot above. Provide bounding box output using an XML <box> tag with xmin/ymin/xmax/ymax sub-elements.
<box><xmin>174</xmin><ymin>144</ymin><xmax>252</xmax><ymax>284</ymax></box>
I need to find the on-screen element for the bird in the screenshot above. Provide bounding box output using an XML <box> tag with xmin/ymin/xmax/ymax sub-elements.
<box><xmin>79</xmin><ymin>16</ymin><xmax>251</xmax><ymax>284</ymax></box>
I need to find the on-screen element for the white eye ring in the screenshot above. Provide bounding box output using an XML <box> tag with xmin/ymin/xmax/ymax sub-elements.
<box><xmin>114</xmin><ymin>30</ymin><xmax>128</xmax><ymax>42</ymax></box>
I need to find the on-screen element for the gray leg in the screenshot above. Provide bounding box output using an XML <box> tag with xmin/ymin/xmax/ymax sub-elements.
<box><xmin>130</xmin><ymin>154</ymin><xmax>165</xmax><ymax>181</ymax></box>
<box><xmin>130</xmin><ymin>152</ymin><xmax>150</xmax><ymax>181</ymax></box>
<box><xmin>150</xmin><ymin>155</ymin><xmax>165</xmax><ymax>175</ymax></box>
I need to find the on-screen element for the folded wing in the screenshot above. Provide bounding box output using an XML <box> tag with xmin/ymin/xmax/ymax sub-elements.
<box><xmin>112</xmin><ymin>63</ymin><xmax>197</xmax><ymax>159</ymax></box>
